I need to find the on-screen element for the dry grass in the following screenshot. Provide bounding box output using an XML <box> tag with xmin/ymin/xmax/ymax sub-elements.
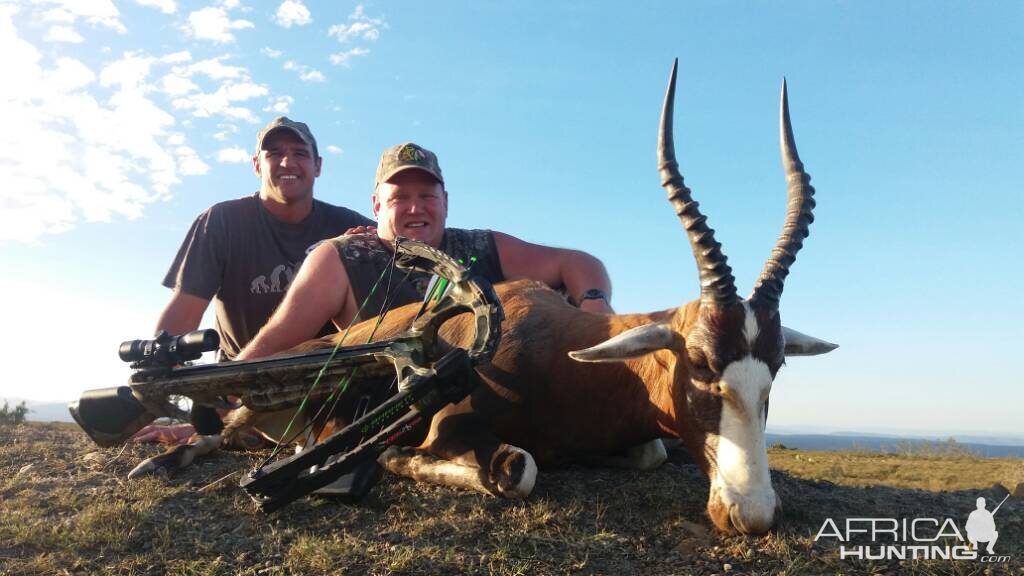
<box><xmin>1</xmin><ymin>422</ymin><xmax>1021</xmax><ymax>575</ymax></box>
<box><xmin>769</xmin><ymin>444</ymin><xmax>1024</xmax><ymax>493</ymax></box>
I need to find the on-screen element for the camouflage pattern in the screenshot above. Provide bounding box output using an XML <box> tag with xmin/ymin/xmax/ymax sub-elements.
<box><xmin>375</xmin><ymin>142</ymin><xmax>444</xmax><ymax>189</ymax></box>
<box><xmin>256</xmin><ymin>116</ymin><xmax>319</xmax><ymax>157</ymax></box>
<box><xmin>330</xmin><ymin>229</ymin><xmax>503</xmax><ymax>322</ymax></box>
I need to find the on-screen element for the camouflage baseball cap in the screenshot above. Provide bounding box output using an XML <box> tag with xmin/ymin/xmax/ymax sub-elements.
<box><xmin>255</xmin><ymin>116</ymin><xmax>319</xmax><ymax>157</ymax></box>
<box><xmin>374</xmin><ymin>142</ymin><xmax>444</xmax><ymax>189</ymax></box>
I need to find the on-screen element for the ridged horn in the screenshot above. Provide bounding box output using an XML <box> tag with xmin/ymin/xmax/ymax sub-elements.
<box><xmin>750</xmin><ymin>79</ymin><xmax>816</xmax><ymax>307</ymax></box>
<box><xmin>658</xmin><ymin>59</ymin><xmax>738</xmax><ymax>308</ymax></box>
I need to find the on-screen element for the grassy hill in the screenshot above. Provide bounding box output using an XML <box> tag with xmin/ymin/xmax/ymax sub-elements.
<box><xmin>1</xmin><ymin>422</ymin><xmax>1021</xmax><ymax>575</ymax></box>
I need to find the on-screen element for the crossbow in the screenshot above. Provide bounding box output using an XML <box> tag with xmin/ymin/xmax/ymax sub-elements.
<box><xmin>70</xmin><ymin>239</ymin><xmax>503</xmax><ymax>512</ymax></box>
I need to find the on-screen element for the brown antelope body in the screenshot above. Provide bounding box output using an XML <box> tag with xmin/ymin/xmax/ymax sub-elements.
<box><xmin>327</xmin><ymin>61</ymin><xmax>833</xmax><ymax>535</ymax></box>
<box><xmin>132</xmin><ymin>62</ymin><xmax>836</xmax><ymax>535</ymax></box>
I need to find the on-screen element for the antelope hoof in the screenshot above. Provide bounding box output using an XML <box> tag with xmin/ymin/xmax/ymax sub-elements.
<box><xmin>127</xmin><ymin>434</ymin><xmax>222</xmax><ymax>479</ymax></box>
<box><xmin>128</xmin><ymin>446</ymin><xmax>184</xmax><ymax>479</ymax></box>
<box><xmin>489</xmin><ymin>446</ymin><xmax>537</xmax><ymax>499</ymax></box>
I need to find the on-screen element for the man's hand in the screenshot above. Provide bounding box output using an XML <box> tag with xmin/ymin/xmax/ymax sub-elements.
<box><xmin>344</xmin><ymin>224</ymin><xmax>377</xmax><ymax>235</ymax></box>
<box><xmin>132</xmin><ymin>423</ymin><xmax>196</xmax><ymax>445</ymax></box>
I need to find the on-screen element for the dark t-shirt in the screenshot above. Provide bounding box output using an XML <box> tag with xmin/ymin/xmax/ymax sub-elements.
<box><xmin>163</xmin><ymin>193</ymin><xmax>373</xmax><ymax>359</ymax></box>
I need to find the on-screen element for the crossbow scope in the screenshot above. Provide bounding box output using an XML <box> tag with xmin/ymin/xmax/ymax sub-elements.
<box><xmin>119</xmin><ymin>329</ymin><xmax>220</xmax><ymax>369</ymax></box>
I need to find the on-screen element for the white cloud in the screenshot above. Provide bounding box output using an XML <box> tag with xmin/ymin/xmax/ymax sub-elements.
<box><xmin>329</xmin><ymin>47</ymin><xmax>369</xmax><ymax>67</ymax></box>
<box><xmin>260</xmin><ymin>47</ymin><xmax>282</xmax><ymax>58</ymax></box>
<box><xmin>328</xmin><ymin>21</ymin><xmax>377</xmax><ymax>43</ymax></box>
<box><xmin>176</xmin><ymin>146</ymin><xmax>209</xmax><ymax>175</ymax></box>
<box><xmin>33</xmin><ymin>0</ymin><xmax>126</xmax><ymax>33</ymax></box>
<box><xmin>217</xmin><ymin>147</ymin><xmax>250</xmax><ymax>163</ymax></box>
<box><xmin>184</xmin><ymin>6</ymin><xmax>254</xmax><ymax>44</ymax></box>
<box><xmin>325</xmin><ymin>145</ymin><xmax>343</xmax><ymax>155</ymax></box>
<box><xmin>159</xmin><ymin>73</ymin><xmax>198</xmax><ymax>96</ymax></box>
<box><xmin>283</xmin><ymin>60</ymin><xmax>324</xmax><ymax>83</ymax></box>
<box><xmin>40</xmin><ymin>8</ymin><xmax>75</xmax><ymax>23</ymax></box>
<box><xmin>327</xmin><ymin>4</ymin><xmax>385</xmax><ymax>43</ymax></box>
<box><xmin>43</xmin><ymin>25</ymin><xmax>83</xmax><ymax>43</ymax></box>
<box><xmin>161</xmin><ymin>50</ymin><xmax>192</xmax><ymax>64</ymax></box>
<box><xmin>134</xmin><ymin>0</ymin><xmax>176</xmax><ymax>14</ymax></box>
<box><xmin>274</xmin><ymin>0</ymin><xmax>311</xmax><ymax>28</ymax></box>
<box><xmin>99</xmin><ymin>52</ymin><xmax>155</xmax><ymax>91</ymax></box>
<box><xmin>50</xmin><ymin>57</ymin><xmax>96</xmax><ymax>91</ymax></box>
<box><xmin>172</xmin><ymin>80</ymin><xmax>269</xmax><ymax>122</ymax></box>
<box><xmin>212</xmin><ymin>123</ymin><xmax>240</xmax><ymax>141</ymax></box>
<box><xmin>263</xmin><ymin>95</ymin><xmax>293</xmax><ymax>114</ymax></box>
<box><xmin>179</xmin><ymin>56</ymin><xmax>246</xmax><ymax>80</ymax></box>
<box><xmin>158</xmin><ymin>56</ymin><xmax>272</xmax><ymax>123</ymax></box>
<box><xmin>0</xmin><ymin>10</ymin><xmax>196</xmax><ymax>243</ymax></box>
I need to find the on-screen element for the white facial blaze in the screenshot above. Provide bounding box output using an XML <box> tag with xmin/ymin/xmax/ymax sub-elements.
<box><xmin>742</xmin><ymin>301</ymin><xmax>759</xmax><ymax>344</ymax></box>
<box><xmin>712</xmin><ymin>303</ymin><xmax>777</xmax><ymax>531</ymax></box>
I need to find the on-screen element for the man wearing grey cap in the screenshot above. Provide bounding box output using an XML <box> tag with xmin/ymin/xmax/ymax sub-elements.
<box><xmin>237</xmin><ymin>142</ymin><xmax>613</xmax><ymax>360</ymax></box>
<box><xmin>155</xmin><ymin>117</ymin><xmax>374</xmax><ymax>362</ymax></box>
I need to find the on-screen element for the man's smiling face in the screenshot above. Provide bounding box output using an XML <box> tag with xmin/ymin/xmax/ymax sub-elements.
<box><xmin>373</xmin><ymin>169</ymin><xmax>448</xmax><ymax>247</ymax></box>
<box><xmin>254</xmin><ymin>130</ymin><xmax>322</xmax><ymax>206</ymax></box>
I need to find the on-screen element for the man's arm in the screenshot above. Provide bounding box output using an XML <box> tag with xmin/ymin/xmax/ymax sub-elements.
<box><xmin>493</xmin><ymin>231</ymin><xmax>614</xmax><ymax>314</ymax></box>
<box><xmin>154</xmin><ymin>291</ymin><xmax>211</xmax><ymax>336</ymax></box>
<box><xmin>237</xmin><ymin>242</ymin><xmax>353</xmax><ymax>360</ymax></box>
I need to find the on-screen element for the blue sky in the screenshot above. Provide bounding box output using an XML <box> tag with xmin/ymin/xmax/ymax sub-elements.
<box><xmin>1</xmin><ymin>1</ymin><xmax>1021</xmax><ymax>439</ymax></box>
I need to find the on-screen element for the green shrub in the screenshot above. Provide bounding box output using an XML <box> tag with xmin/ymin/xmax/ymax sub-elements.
<box><xmin>0</xmin><ymin>400</ymin><xmax>30</xmax><ymax>426</ymax></box>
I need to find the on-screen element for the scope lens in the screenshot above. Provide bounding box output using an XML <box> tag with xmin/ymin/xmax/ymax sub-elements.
<box><xmin>118</xmin><ymin>340</ymin><xmax>144</xmax><ymax>362</ymax></box>
<box><xmin>175</xmin><ymin>329</ymin><xmax>220</xmax><ymax>360</ymax></box>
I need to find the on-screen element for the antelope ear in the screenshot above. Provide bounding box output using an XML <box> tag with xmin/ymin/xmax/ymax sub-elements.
<box><xmin>782</xmin><ymin>326</ymin><xmax>838</xmax><ymax>356</ymax></box>
<box><xmin>569</xmin><ymin>323</ymin><xmax>676</xmax><ymax>363</ymax></box>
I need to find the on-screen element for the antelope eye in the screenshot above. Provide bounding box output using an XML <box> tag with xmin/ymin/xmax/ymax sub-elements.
<box><xmin>687</xmin><ymin>351</ymin><xmax>716</xmax><ymax>381</ymax></box>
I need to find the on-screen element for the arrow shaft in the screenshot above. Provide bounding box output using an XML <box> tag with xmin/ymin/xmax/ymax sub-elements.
<box><xmin>991</xmin><ymin>494</ymin><xmax>1010</xmax><ymax>516</ymax></box>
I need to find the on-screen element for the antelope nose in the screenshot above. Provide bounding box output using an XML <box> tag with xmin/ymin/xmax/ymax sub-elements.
<box><xmin>729</xmin><ymin>504</ymin><xmax>774</xmax><ymax>535</ymax></box>
<box><xmin>727</xmin><ymin>492</ymin><xmax>779</xmax><ymax>535</ymax></box>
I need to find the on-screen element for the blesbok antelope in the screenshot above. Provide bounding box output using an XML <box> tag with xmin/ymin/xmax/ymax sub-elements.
<box><xmin>132</xmin><ymin>61</ymin><xmax>836</xmax><ymax>535</ymax></box>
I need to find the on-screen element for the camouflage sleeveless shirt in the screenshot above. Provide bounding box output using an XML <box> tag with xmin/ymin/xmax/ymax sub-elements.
<box><xmin>329</xmin><ymin>229</ymin><xmax>505</xmax><ymax>321</ymax></box>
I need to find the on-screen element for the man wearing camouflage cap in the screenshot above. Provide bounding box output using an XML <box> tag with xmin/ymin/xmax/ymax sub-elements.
<box><xmin>153</xmin><ymin>117</ymin><xmax>373</xmax><ymax>362</ymax></box>
<box><xmin>237</xmin><ymin>142</ymin><xmax>613</xmax><ymax>360</ymax></box>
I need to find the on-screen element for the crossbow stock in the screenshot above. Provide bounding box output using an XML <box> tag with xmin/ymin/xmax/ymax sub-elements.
<box><xmin>70</xmin><ymin>239</ymin><xmax>503</xmax><ymax>511</ymax></box>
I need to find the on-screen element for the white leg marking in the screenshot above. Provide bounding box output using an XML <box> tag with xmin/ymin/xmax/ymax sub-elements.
<box><xmin>499</xmin><ymin>446</ymin><xmax>537</xmax><ymax>499</ymax></box>
<box><xmin>599</xmin><ymin>439</ymin><xmax>668</xmax><ymax>471</ymax></box>
<box><xmin>632</xmin><ymin>439</ymin><xmax>669</xmax><ymax>470</ymax></box>
<box><xmin>378</xmin><ymin>446</ymin><xmax>538</xmax><ymax>499</ymax></box>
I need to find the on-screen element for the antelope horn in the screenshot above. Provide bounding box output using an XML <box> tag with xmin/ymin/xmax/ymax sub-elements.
<box><xmin>751</xmin><ymin>79</ymin><xmax>816</xmax><ymax>306</ymax></box>
<box><xmin>658</xmin><ymin>59</ymin><xmax>738</xmax><ymax>307</ymax></box>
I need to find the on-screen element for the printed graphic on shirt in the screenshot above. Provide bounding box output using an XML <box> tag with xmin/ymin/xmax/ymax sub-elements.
<box><xmin>249</xmin><ymin>240</ymin><xmax>321</xmax><ymax>295</ymax></box>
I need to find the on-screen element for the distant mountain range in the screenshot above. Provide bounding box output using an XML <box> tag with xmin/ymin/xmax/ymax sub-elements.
<box><xmin>765</xmin><ymin>433</ymin><xmax>1024</xmax><ymax>458</ymax></box>
<box><xmin>6</xmin><ymin>397</ymin><xmax>1022</xmax><ymax>457</ymax></box>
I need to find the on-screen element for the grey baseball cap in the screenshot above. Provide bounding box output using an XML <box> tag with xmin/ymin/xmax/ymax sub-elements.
<box><xmin>374</xmin><ymin>142</ymin><xmax>444</xmax><ymax>189</ymax></box>
<box><xmin>255</xmin><ymin>116</ymin><xmax>319</xmax><ymax>157</ymax></box>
